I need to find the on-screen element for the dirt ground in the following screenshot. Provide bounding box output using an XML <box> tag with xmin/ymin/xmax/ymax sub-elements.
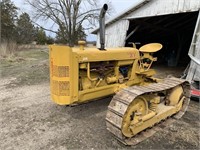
<box><xmin>0</xmin><ymin>49</ymin><xmax>199</xmax><ymax>150</ymax></box>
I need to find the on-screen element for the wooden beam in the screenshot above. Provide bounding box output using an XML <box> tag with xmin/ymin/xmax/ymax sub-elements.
<box><xmin>163</xmin><ymin>13</ymin><xmax>191</xmax><ymax>28</ymax></box>
<box><xmin>125</xmin><ymin>25</ymin><xmax>140</xmax><ymax>40</ymax></box>
<box><xmin>172</xmin><ymin>16</ymin><xmax>197</xmax><ymax>30</ymax></box>
<box><xmin>135</xmin><ymin>20</ymin><xmax>178</xmax><ymax>35</ymax></box>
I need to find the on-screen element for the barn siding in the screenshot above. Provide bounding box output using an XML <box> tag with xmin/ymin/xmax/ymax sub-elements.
<box><xmin>96</xmin><ymin>20</ymin><xmax>129</xmax><ymax>48</ymax></box>
<box><xmin>95</xmin><ymin>0</ymin><xmax>200</xmax><ymax>81</ymax></box>
<box><xmin>127</xmin><ymin>0</ymin><xmax>200</xmax><ymax>19</ymax></box>
<box><xmin>96</xmin><ymin>0</ymin><xmax>200</xmax><ymax>47</ymax></box>
<box><xmin>187</xmin><ymin>11</ymin><xmax>200</xmax><ymax>81</ymax></box>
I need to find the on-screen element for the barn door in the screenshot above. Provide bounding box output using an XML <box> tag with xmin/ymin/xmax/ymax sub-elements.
<box><xmin>186</xmin><ymin>10</ymin><xmax>200</xmax><ymax>82</ymax></box>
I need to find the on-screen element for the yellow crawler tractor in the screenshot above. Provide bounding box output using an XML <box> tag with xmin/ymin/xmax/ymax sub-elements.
<box><xmin>49</xmin><ymin>4</ymin><xmax>190</xmax><ymax>145</ymax></box>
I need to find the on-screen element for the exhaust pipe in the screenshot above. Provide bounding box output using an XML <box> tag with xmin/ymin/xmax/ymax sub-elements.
<box><xmin>99</xmin><ymin>4</ymin><xmax>108</xmax><ymax>50</ymax></box>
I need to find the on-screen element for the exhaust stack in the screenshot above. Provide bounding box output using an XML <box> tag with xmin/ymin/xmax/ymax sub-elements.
<box><xmin>99</xmin><ymin>4</ymin><xmax>108</xmax><ymax>50</ymax></box>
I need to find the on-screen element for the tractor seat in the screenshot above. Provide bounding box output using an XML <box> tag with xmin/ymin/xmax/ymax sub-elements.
<box><xmin>139</xmin><ymin>43</ymin><xmax>163</xmax><ymax>53</ymax></box>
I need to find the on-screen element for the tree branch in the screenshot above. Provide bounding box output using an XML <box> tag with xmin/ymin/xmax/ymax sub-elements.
<box><xmin>25</xmin><ymin>0</ymin><xmax>114</xmax><ymax>46</ymax></box>
<box><xmin>31</xmin><ymin>20</ymin><xmax>57</xmax><ymax>34</ymax></box>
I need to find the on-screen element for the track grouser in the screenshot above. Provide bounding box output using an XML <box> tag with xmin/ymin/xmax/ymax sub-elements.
<box><xmin>49</xmin><ymin>4</ymin><xmax>190</xmax><ymax>145</ymax></box>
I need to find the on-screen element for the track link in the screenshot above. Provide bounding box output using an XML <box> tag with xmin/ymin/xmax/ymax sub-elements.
<box><xmin>106</xmin><ymin>77</ymin><xmax>190</xmax><ymax>145</ymax></box>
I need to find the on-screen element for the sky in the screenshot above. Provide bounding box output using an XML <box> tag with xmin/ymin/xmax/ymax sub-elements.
<box><xmin>13</xmin><ymin>0</ymin><xmax>139</xmax><ymax>41</ymax></box>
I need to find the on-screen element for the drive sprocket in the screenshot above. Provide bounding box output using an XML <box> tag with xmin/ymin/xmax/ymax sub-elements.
<box><xmin>106</xmin><ymin>77</ymin><xmax>190</xmax><ymax>145</ymax></box>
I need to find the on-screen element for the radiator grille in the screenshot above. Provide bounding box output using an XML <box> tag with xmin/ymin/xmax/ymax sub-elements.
<box><xmin>52</xmin><ymin>66</ymin><xmax>69</xmax><ymax>77</ymax></box>
<box><xmin>52</xmin><ymin>80</ymin><xmax>70</xmax><ymax>96</ymax></box>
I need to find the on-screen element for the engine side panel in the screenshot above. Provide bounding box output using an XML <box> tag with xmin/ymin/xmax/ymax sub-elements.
<box><xmin>49</xmin><ymin>45</ymin><xmax>155</xmax><ymax>105</ymax></box>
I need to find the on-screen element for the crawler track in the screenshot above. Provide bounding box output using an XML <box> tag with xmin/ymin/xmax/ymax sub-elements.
<box><xmin>106</xmin><ymin>77</ymin><xmax>190</xmax><ymax>145</ymax></box>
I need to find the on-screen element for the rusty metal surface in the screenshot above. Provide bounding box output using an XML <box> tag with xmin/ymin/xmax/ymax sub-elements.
<box><xmin>106</xmin><ymin>77</ymin><xmax>190</xmax><ymax>145</ymax></box>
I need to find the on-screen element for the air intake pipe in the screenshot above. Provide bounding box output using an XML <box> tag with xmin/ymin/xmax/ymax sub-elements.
<box><xmin>99</xmin><ymin>4</ymin><xmax>108</xmax><ymax>50</ymax></box>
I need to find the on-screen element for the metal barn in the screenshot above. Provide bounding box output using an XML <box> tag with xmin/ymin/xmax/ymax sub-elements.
<box><xmin>91</xmin><ymin>0</ymin><xmax>200</xmax><ymax>82</ymax></box>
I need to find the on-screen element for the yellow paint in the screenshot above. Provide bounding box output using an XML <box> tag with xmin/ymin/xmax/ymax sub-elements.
<box><xmin>49</xmin><ymin>42</ymin><xmax>186</xmax><ymax>141</ymax></box>
<box><xmin>49</xmin><ymin>42</ymin><xmax>161</xmax><ymax>105</ymax></box>
<box><xmin>167</xmin><ymin>85</ymin><xmax>183</xmax><ymax>106</ymax></box>
<box><xmin>122</xmin><ymin>94</ymin><xmax>184</xmax><ymax>137</ymax></box>
<box><xmin>49</xmin><ymin>45</ymin><xmax>78</xmax><ymax>105</ymax></box>
<box><xmin>122</xmin><ymin>96</ymin><xmax>148</xmax><ymax>137</ymax></box>
<box><xmin>139</xmin><ymin>43</ymin><xmax>163</xmax><ymax>53</ymax></box>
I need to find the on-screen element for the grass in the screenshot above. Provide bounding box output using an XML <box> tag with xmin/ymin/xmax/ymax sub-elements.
<box><xmin>0</xmin><ymin>48</ymin><xmax>49</xmax><ymax>87</ymax></box>
<box><xmin>0</xmin><ymin>41</ymin><xmax>17</xmax><ymax>57</ymax></box>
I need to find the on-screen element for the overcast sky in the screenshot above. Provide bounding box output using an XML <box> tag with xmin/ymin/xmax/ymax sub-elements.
<box><xmin>13</xmin><ymin>0</ymin><xmax>139</xmax><ymax>41</ymax></box>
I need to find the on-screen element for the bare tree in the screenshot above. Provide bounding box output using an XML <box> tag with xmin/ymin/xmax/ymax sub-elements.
<box><xmin>26</xmin><ymin>0</ymin><xmax>113</xmax><ymax>46</ymax></box>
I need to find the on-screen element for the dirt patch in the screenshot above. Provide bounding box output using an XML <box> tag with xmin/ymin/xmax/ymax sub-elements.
<box><xmin>0</xmin><ymin>49</ymin><xmax>199</xmax><ymax>149</ymax></box>
<box><xmin>0</xmin><ymin>77</ymin><xmax>199</xmax><ymax>150</ymax></box>
<box><xmin>153</xmin><ymin>65</ymin><xmax>186</xmax><ymax>78</ymax></box>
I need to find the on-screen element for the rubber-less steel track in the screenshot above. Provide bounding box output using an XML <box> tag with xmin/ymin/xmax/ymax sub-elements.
<box><xmin>106</xmin><ymin>77</ymin><xmax>190</xmax><ymax>145</ymax></box>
